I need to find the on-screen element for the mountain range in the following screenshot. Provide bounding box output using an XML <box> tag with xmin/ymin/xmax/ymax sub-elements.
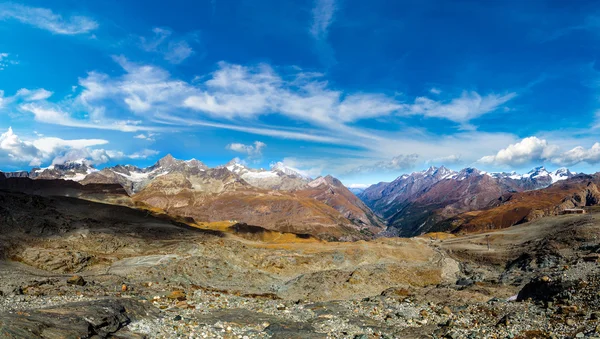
<box><xmin>2</xmin><ymin>157</ymin><xmax>597</xmax><ymax>239</ymax></box>
<box><xmin>0</xmin><ymin>155</ymin><xmax>385</xmax><ymax>240</ymax></box>
<box><xmin>358</xmin><ymin>165</ymin><xmax>579</xmax><ymax>236</ymax></box>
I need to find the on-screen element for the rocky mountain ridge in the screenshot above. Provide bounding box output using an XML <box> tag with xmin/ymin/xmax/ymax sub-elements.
<box><xmin>358</xmin><ymin>165</ymin><xmax>577</xmax><ymax>236</ymax></box>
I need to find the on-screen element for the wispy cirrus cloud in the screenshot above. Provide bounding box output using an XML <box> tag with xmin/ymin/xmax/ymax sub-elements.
<box><xmin>139</xmin><ymin>27</ymin><xmax>196</xmax><ymax>64</ymax></box>
<box><xmin>19</xmin><ymin>103</ymin><xmax>155</xmax><ymax>132</ymax></box>
<box><xmin>128</xmin><ymin>148</ymin><xmax>160</xmax><ymax>159</ymax></box>
<box><xmin>310</xmin><ymin>0</ymin><xmax>337</xmax><ymax>41</ymax></box>
<box><xmin>406</xmin><ymin>91</ymin><xmax>517</xmax><ymax>126</ymax></box>
<box><xmin>0</xmin><ymin>3</ymin><xmax>98</xmax><ymax>35</ymax></box>
<box><xmin>309</xmin><ymin>0</ymin><xmax>337</xmax><ymax>65</ymax></box>
<box><xmin>5</xmin><ymin>57</ymin><xmax>518</xmax><ymax>168</ymax></box>
<box><xmin>348</xmin><ymin>154</ymin><xmax>420</xmax><ymax>174</ymax></box>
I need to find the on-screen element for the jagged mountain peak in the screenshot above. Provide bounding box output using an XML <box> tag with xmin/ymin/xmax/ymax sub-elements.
<box><xmin>156</xmin><ymin>154</ymin><xmax>178</xmax><ymax>167</ymax></box>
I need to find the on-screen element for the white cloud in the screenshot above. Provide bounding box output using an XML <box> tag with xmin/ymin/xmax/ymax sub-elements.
<box><xmin>0</xmin><ymin>127</ymin><xmax>109</xmax><ymax>166</ymax></box>
<box><xmin>0</xmin><ymin>127</ymin><xmax>159</xmax><ymax>167</ymax></box>
<box><xmin>429</xmin><ymin>88</ymin><xmax>441</xmax><ymax>95</ymax></box>
<box><xmin>479</xmin><ymin>136</ymin><xmax>600</xmax><ymax>167</ymax></box>
<box><xmin>183</xmin><ymin>62</ymin><xmax>401</xmax><ymax>126</ymax></box>
<box><xmin>3</xmin><ymin>57</ymin><xmax>518</xmax><ymax>166</ymax></box>
<box><xmin>479</xmin><ymin>137</ymin><xmax>559</xmax><ymax>166</ymax></box>
<box><xmin>553</xmin><ymin>143</ymin><xmax>600</xmax><ymax>166</ymax></box>
<box><xmin>52</xmin><ymin>148</ymin><xmax>116</xmax><ymax>166</ymax></box>
<box><xmin>310</xmin><ymin>0</ymin><xmax>337</xmax><ymax>41</ymax></box>
<box><xmin>139</xmin><ymin>27</ymin><xmax>195</xmax><ymax>64</ymax></box>
<box><xmin>226</xmin><ymin>141</ymin><xmax>266</xmax><ymax>157</ymax></box>
<box><xmin>0</xmin><ymin>3</ymin><xmax>98</xmax><ymax>35</ymax></box>
<box><xmin>32</xmin><ymin>136</ymin><xmax>108</xmax><ymax>154</ymax></box>
<box><xmin>0</xmin><ymin>127</ymin><xmax>40</xmax><ymax>164</ymax></box>
<box><xmin>133</xmin><ymin>133</ymin><xmax>157</xmax><ymax>142</ymax></box>
<box><xmin>15</xmin><ymin>88</ymin><xmax>53</xmax><ymax>101</ymax></box>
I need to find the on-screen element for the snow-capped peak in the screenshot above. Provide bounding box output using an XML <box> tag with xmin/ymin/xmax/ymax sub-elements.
<box><xmin>225</xmin><ymin>159</ymin><xmax>248</xmax><ymax>174</ymax></box>
<box><xmin>549</xmin><ymin>167</ymin><xmax>573</xmax><ymax>183</ymax></box>
<box><xmin>271</xmin><ymin>162</ymin><xmax>312</xmax><ymax>179</ymax></box>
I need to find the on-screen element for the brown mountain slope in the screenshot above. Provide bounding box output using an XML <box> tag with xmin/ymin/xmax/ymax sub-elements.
<box><xmin>441</xmin><ymin>174</ymin><xmax>600</xmax><ymax>234</ymax></box>
<box><xmin>132</xmin><ymin>172</ymin><xmax>366</xmax><ymax>240</ymax></box>
<box><xmin>386</xmin><ymin>171</ymin><xmax>512</xmax><ymax>237</ymax></box>
<box><xmin>298</xmin><ymin>176</ymin><xmax>386</xmax><ymax>235</ymax></box>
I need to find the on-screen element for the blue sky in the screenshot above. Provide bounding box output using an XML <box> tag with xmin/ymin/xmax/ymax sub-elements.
<box><xmin>1</xmin><ymin>0</ymin><xmax>600</xmax><ymax>186</ymax></box>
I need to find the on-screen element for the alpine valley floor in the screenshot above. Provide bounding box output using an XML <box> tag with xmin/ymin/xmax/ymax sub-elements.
<box><xmin>1</xmin><ymin>190</ymin><xmax>600</xmax><ymax>338</ymax></box>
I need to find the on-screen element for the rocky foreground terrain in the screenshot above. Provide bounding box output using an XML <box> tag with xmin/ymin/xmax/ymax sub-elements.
<box><xmin>0</xmin><ymin>187</ymin><xmax>600</xmax><ymax>338</ymax></box>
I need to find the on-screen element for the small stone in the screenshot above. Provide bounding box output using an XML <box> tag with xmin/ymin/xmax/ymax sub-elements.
<box><xmin>442</xmin><ymin>306</ymin><xmax>453</xmax><ymax>315</ymax></box>
<box><xmin>566</xmin><ymin>318</ymin><xmax>576</xmax><ymax>326</ymax></box>
<box><xmin>67</xmin><ymin>275</ymin><xmax>85</xmax><ymax>286</ymax></box>
<box><xmin>121</xmin><ymin>284</ymin><xmax>128</xmax><ymax>292</ymax></box>
<box><xmin>497</xmin><ymin>314</ymin><xmax>510</xmax><ymax>326</ymax></box>
<box><xmin>541</xmin><ymin>276</ymin><xmax>551</xmax><ymax>282</ymax></box>
<box><xmin>174</xmin><ymin>315</ymin><xmax>182</xmax><ymax>321</ymax></box>
<box><xmin>591</xmin><ymin>312</ymin><xmax>599</xmax><ymax>320</ymax></box>
<box><xmin>420</xmin><ymin>309</ymin><xmax>428</xmax><ymax>317</ymax></box>
<box><xmin>176</xmin><ymin>301</ymin><xmax>189</xmax><ymax>309</ymax></box>
<box><xmin>560</xmin><ymin>305</ymin><xmax>578</xmax><ymax>314</ymax></box>
<box><xmin>167</xmin><ymin>290</ymin><xmax>186</xmax><ymax>301</ymax></box>
<box><xmin>576</xmin><ymin>333</ymin><xmax>584</xmax><ymax>338</ymax></box>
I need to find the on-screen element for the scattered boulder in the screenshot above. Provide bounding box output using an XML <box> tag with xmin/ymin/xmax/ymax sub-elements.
<box><xmin>582</xmin><ymin>253</ymin><xmax>600</xmax><ymax>263</ymax></box>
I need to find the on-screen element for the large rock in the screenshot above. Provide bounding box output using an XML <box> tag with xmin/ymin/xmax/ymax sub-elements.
<box><xmin>516</xmin><ymin>276</ymin><xmax>577</xmax><ymax>302</ymax></box>
<box><xmin>0</xmin><ymin>298</ymin><xmax>158</xmax><ymax>338</ymax></box>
